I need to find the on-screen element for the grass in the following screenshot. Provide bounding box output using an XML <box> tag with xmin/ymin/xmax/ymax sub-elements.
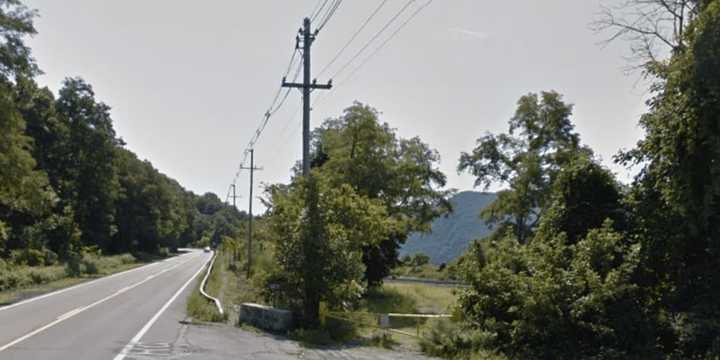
<box><xmin>186</xmin><ymin>249</ymin><xmax>261</xmax><ymax>323</ymax></box>
<box><xmin>383</xmin><ymin>282</ymin><xmax>457</xmax><ymax>314</ymax></box>
<box><xmin>344</xmin><ymin>282</ymin><xmax>459</xmax><ymax>351</ymax></box>
<box><xmin>0</xmin><ymin>253</ymin><xmax>147</xmax><ymax>306</ymax></box>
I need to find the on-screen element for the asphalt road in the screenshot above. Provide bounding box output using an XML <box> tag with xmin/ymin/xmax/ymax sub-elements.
<box><xmin>0</xmin><ymin>249</ymin><xmax>211</xmax><ymax>360</ymax></box>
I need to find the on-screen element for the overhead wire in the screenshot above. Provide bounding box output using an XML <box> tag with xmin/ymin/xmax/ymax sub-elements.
<box><xmin>311</xmin><ymin>0</ymin><xmax>330</xmax><ymax>22</ymax></box>
<box><xmin>225</xmin><ymin>48</ymin><xmax>303</xmax><ymax>203</ymax></box>
<box><xmin>310</xmin><ymin>0</ymin><xmax>432</xmax><ymax>110</ymax></box>
<box><xmin>328</xmin><ymin>0</ymin><xmax>417</xmax><ymax>81</ymax></box>
<box><xmin>317</xmin><ymin>0</ymin><xmax>390</xmax><ymax>78</ymax></box>
<box><xmin>337</xmin><ymin>0</ymin><xmax>434</xmax><ymax>87</ymax></box>
<box><xmin>315</xmin><ymin>0</ymin><xmax>344</xmax><ymax>34</ymax></box>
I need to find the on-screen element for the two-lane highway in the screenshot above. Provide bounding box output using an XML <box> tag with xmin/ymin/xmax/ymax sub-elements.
<box><xmin>0</xmin><ymin>250</ymin><xmax>211</xmax><ymax>359</ymax></box>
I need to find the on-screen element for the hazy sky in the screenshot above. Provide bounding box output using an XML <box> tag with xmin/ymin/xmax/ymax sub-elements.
<box><xmin>24</xmin><ymin>0</ymin><xmax>647</xmax><ymax>213</ymax></box>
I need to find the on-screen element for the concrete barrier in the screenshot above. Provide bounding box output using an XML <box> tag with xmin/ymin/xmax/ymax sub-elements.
<box><xmin>238</xmin><ymin>303</ymin><xmax>293</xmax><ymax>332</ymax></box>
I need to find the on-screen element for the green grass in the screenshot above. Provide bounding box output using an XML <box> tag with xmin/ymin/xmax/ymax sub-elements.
<box><xmin>186</xmin><ymin>283</ymin><xmax>225</xmax><ymax>322</ymax></box>
<box><xmin>185</xmin><ymin>249</ymin><xmax>260</xmax><ymax>323</ymax></box>
<box><xmin>0</xmin><ymin>253</ymin><xmax>146</xmax><ymax>306</ymax></box>
<box><xmin>383</xmin><ymin>283</ymin><xmax>457</xmax><ymax>314</ymax></box>
<box><xmin>346</xmin><ymin>282</ymin><xmax>459</xmax><ymax>351</ymax></box>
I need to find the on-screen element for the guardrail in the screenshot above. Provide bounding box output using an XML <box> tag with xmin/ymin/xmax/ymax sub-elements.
<box><xmin>199</xmin><ymin>251</ymin><xmax>223</xmax><ymax>315</ymax></box>
<box><xmin>326</xmin><ymin>311</ymin><xmax>452</xmax><ymax>338</ymax></box>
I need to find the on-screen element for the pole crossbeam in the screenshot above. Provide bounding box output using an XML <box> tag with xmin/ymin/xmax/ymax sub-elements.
<box><xmin>282</xmin><ymin>17</ymin><xmax>332</xmax><ymax>177</ymax></box>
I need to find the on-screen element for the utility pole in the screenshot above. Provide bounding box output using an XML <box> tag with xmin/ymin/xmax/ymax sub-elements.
<box><xmin>240</xmin><ymin>149</ymin><xmax>262</xmax><ymax>278</ymax></box>
<box><xmin>282</xmin><ymin>17</ymin><xmax>332</xmax><ymax>176</ymax></box>
<box><xmin>230</xmin><ymin>184</ymin><xmax>241</xmax><ymax>262</ymax></box>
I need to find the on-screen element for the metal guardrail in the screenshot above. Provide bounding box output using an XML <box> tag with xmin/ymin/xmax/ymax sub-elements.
<box><xmin>384</xmin><ymin>276</ymin><xmax>469</xmax><ymax>287</ymax></box>
<box><xmin>326</xmin><ymin>311</ymin><xmax>452</xmax><ymax>338</ymax></box>
<box><xmin>199</xmin><ymin>251</ymin><xmax>223</xmax><ymax>315</ymax></box>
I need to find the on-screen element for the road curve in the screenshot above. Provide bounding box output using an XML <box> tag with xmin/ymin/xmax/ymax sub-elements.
<box><xmin>0</xmin><ymin>250</ymin><xmax>211</xmax><ymax>360</ymax></box>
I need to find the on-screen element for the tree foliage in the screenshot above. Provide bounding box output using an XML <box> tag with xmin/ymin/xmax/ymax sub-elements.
<box><xmin>0</xmin><ymin>1</ymin><xmax>241</xmax><ymax>266</ymax></box>
<box><xmin>311</xmin><ymin>102</ymin><xmax>451</xmax><ymax>285</ymax></box>
<box><xmin>264</xmin><ymin>172</ymin><xmax>398</xmax><ymax>326</ymax></box>
<box><xmin>458</xmin><ymin>91</ymin><xmax>590</xmax><ymax>243</ymax></box>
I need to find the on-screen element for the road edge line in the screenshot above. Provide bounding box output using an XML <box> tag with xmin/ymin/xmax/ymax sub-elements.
<box><xmin>112</xmin><ymin>253</ymin><xmax>212</xmax><ymax>360</ymax></box>
<box><xmin>0</xmin><ymin>256</ymin><xmax>194</xmax><ymax>353</ymax></box>
<box><xmin>0</xmin><ymin>255</ymin><xmax>186</xmax><ymax>313</ymax></box>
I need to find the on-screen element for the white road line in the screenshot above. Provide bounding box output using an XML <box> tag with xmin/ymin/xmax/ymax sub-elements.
<box><xmin>56</xmin><ymin>307</ymin><xmax>84</xmax><ymax>321</ymax></box>
<box><xmin>0</xmin><ymin>256</ymin><xmax>196</xmax><ymax>353</ymax></box>
<box><xmin>0</xmin><ymin>252</ymin><xmax>194</xmax><ymax>313</ymax></box>
<box><xmin>113</xmin><ymin>254</ymin><xmax>211</xmax><ymax>360</ymax></box>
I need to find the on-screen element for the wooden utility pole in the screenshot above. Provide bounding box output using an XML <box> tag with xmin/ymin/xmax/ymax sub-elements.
<box><xmin>282</xmin><ymin>17</ymin><xmax>332</xmax><ymax>176</ymax></box>
<box><xmin>240</xmin><ymin>149</ymin><xmax>262</xmax><ymax>278</ymax></box>
<box><xmin>230</xmin><ymin>184</ymin><xmax>241</xmax><ymax>262</ymax></box>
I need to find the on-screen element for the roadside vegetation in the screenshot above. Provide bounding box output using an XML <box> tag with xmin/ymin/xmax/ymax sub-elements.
<box><xmin>2</xmin><ymin>0</ymin><xmax>720</xmax><ymax>359</ymax></box>
<box><xmin>0</xmin><ymin>1</ymin><xmax>245</xmax><ymax>301</ymax></box>
<box><xmin>0</xmin><ymin>251</ymin><xmax>159</xmax><ymax>305</ymax></box>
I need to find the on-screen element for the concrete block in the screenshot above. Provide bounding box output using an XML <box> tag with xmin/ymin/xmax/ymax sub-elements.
<box><xmin>238</xmin><ymin>303</ymin><xmax>293</xmax><ymax>332</ymax></box>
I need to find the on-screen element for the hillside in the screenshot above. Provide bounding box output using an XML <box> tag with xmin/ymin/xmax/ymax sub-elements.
<box><xmin>400</xmin><ymin>191</ymin><xmax>496</xmax><ymax>264</ymax></box>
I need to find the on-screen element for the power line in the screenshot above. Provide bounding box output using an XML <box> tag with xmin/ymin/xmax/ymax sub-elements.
<box><xmin>225</xmin><ymin>54</ymin><xmax>303</xmax><ymax>203</ymax></box>
<box><xmin>308</xmin><ymin>0</ymin><xmax>432</xmax><ymax>113</ymax></box>
<box><xmin>337</xmin><ymin>0</ymin><xmax>433</xmax><ymax>87</ymax></box>
<box><xmin>311</xmin><ymin>0</ymin><xmax>330</xmax><ymax>22</ymax></box>
<box><xmin>329</xmin><ymin>0</ymin><xmax>417</xmax><ymax>81</ymax></box>
<box><xmin>317</xmin><ymin>0</ymin><xmax>390</xmax><ymax>78</ymax></box>
<box><xmin>315</xmin><ymin>0</ymin><xmax>344</xmax><ymax>34</ymax></box>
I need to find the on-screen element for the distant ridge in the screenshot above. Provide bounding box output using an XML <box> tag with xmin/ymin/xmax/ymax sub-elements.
<box><xmin>400</xmin><ymin>191</ymin><xmax>496</xmax><ymax>264</ymax></box>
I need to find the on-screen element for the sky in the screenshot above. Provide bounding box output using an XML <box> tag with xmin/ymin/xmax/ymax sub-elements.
<box><xmin>24</xmin><ymin>0</ymin><xmax>648</xmax><ymax>214</ymax></box>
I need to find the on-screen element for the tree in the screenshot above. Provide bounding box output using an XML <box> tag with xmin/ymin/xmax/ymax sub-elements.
<box><xmin>593</xmin><ymin>0</ymin><xmax>701</xmax><ymax>66</ymax></box>
<box><xmin>455</xmin><ymin>160</ymin><xmax>656</xmax><ymax>359</ymax></box>
<box><xmin>54</xmin><ymin>78</ymin><xmax>120</xmax><ymax>252</ymax></box>
<box><xmin>536</xmin><ymin>156</ymin><xmax>626</xmax><ymax>244</ymax></box>
<box><xmin>312</xmin><ymin>102</ymin><xmax>451</xmax><ymax>286</ymax></box>
<box><xmin>458</xmin><ymin>91</ymin><xmax>591</xmax><ymax>243</ymax></box>
<box><xmin>0</xmin><ymin>0</ymin><xmax>39</xmax><ymax>82</ymax></box>
<box><xmin>615</xmin><ymin>2</ymin><xmax>720</xmax><ymax>355</ymax></box>
<box><xmin>264</xmin><ymin>172</ymin><xmax>398</xmax><ymax>326</ymax></box>
<box><xmin>0</xmin><ymin>82</ymin><xmax>54</xmax><ymax>254</ymax></box>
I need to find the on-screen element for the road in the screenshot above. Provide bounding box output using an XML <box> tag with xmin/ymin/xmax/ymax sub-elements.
<box><xmin>0</xmin><ymin>250</ymin><xmax>211</xmax><ymax>360</ymax></box>
<box><xmin>0</xmin><ymin>251</ymin><xmax>434</xmax><ymax>359</ymax></box>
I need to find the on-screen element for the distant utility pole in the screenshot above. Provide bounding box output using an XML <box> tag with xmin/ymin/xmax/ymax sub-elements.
<box><xmin>229</xmin><ymin>184</ymin><xmax>241</xmax><ymax>262</ymax></box>
<box><xmin>240</xmin><ymin>148</ymin><xmax>262</xmax><ymax>278</ymax></box>
<box><xmin>282</xmin><ymin>17</ymin><xmax>332</xmax><ymax>176</ymax></box>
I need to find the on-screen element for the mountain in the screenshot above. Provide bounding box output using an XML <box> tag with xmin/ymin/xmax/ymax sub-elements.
<box><xmin>400</xmin><ymin>191</ymin><xmax>497</xmax><ymax>264</ymax></box>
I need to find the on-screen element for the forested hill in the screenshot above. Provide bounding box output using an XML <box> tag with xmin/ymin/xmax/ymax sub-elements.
<box><xmin>400</xmin><ymin>191</ymin><xmax>496</xmax><ymax>264</ymax></box>
<box><xmin>0</xmin><ymin>2</ymin><xmax>243</xmax><ymax>261</ymax></box>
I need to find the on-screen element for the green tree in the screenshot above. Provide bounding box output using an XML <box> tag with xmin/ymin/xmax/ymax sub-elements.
<box><xmin>0</xmin><ymin>0</ymin><xmax>39</xmax><ymax>82</ymax></box>
<box><xmin>455</xmin><ymin>159</ymin><xmax>656</xmax><ymax>359</ymax></box>
<box><xmin>458</xmin><ymin>91</ymin><xmax>591</xmax><ymax>243</ymax></box>
<box><xmin>265</xmin><ymin>172</ymin><xmax>398</xmax><ymax>326</ymax></box>
<box><xmin>312</xmin><ymin>102</ymin><xmax>451</xmax><ymax>286</ymax></box>
<box><xmin>54</xmin><ymin>77</ymin><xmax>120</xmax><ymax>252</ymax></box>
<box><xmin>0</xmin><ymin>82</ymin><xmax>54</xmax><ymax>254</ymax></box>
<box><xmin>616</xmin><ymin>1</ymin><xmax>720</xmax><ymax>355</ymax></box>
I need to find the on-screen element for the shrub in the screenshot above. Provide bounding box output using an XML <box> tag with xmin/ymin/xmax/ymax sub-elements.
<box><xmin>0</xmin><ymin>270</ymin><xmax>29</xmax><ymax>291</ymax></box>
<box><xmin>420</xmin><ymin>319</ymin><xmax>503</xmax><ymax>359</ymax></box>
<box><xmin>43</xmin><ymin>249</ymin><xmax>59</xmax><ymax>266</ymax></box>
<box><xmin>158</xmin><ymin>247</ymin><xmax>170</xmax><ymax>258</ymax></box>
<box><xmin>81</xmin><ymin>255</ymin><xmax>99</xmax><ymax>275</ymax></box>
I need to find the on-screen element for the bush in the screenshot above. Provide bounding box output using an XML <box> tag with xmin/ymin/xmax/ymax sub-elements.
<box><xmin>158</xmin><ymin>247</ymin><xmax>170</xmax><ymax>258</ymax></box>
<box><xmin>420</xmin><ymin>319</ymin><xmax>504</xmax><ymax>359</ymax></box>
<box><xmin>27</xmin><ymin>266</ymin><xmax>65</xmax><ymax>285</ymax></box>
<box><xmin>81</xmin><ymin>255</ymin><xmax>99</xmax><ymax>275</ymax></box>
<box><xmin>0</xmin><ymin>270</ymin><xmax>30</xmax><ymax>291</ymax></box>
<box><xmin>43</xmin><ymin>249</ymin><xmax>59</xmax><ymax>266</ymax></box>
